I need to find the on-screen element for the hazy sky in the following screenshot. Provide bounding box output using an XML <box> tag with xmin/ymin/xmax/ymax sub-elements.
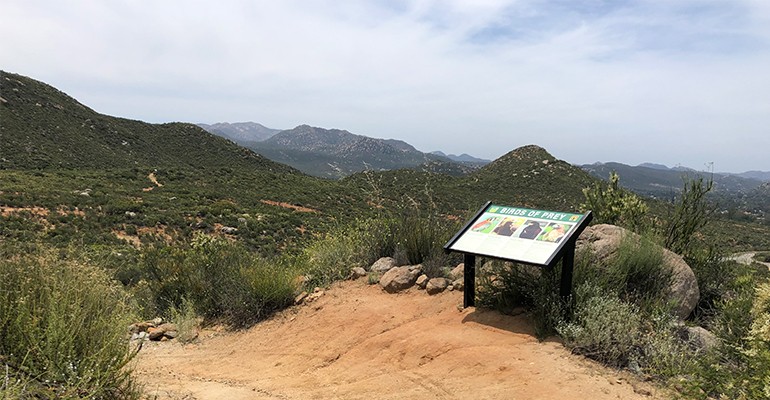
<box><xmin>2</xmin><ymin>1</ymin><xmax>769</xmax><ymax>172</ymax></box>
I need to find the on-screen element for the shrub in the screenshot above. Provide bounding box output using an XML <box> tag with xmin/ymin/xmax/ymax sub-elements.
<box><xmin>575</xmin><ymin>234</ymin><xmax>672</xmax><ymax>314</ymax></box>
<box><xmin>137</xmin><ymin>235</ymin><xmax>297</xmax><ymax>328</ymax></box>
<box><xmin>581</xmin><ymin>171</ymin><xmax>648</xmax><ymax>232</ymax></box>
<box><xmin>661</xmin><ymin>176</ymin><xmax>713</xmax><ymax>256</ymax></box>
<box><xmin>557</xmin><ymin>284</ymin><xmax>642</xmax><ymax>367</ymax></box>
<box><xmin>0</xmin><ymin>251</ymin><xmax>139</xmax><ymax>399</ymax></box>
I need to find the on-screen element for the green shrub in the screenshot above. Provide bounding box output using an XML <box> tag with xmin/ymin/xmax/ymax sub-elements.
<box><xmin>137</xmin><ymin>235</ymin><xmax>297</xmax><ymax>328</ymax></box>
<box><xmin>661</xmin><ymin>176</ymin><xmax>713</xmax><ymax>256</ymax></box>
<box><xmin>557</xmin><ymin>283</ymin><xmax>642</xmax><ymax>367</ymax></box>
<box><xmin>0</xmin><ymin>252</ymin><xmax>139</xmax><ymax>399</ymax></box>
<box><xmin>575</xmin><ymin>234</ymin><xmax>672</xmax><ymax>313</ymax></box>
<box><xmin>580</xmin><ymin>171</ymin><xmax>649</xmax><ymax>231</ymax></box>
<box><xmin>683</xmin><ymin>277</ymin><xmax>770</xmax><ymax>399</ymax></box>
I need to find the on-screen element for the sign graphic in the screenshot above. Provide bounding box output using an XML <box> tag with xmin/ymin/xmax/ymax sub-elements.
<box><xmin>446</xmin><ymin>204</ymin><xmax>589</xmax><ymax>266</ymax></box>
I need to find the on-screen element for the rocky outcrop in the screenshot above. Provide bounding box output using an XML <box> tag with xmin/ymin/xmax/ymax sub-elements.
<box><xmin>576</xmin><ymin>224</ymin><xmax>699</xmax><ymax>319</ymax></box>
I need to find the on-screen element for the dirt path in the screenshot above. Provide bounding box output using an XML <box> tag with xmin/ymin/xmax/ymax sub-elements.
<box><xmin>134</xmin><ymin>280</ymin><xmax>665</xmax><ymax>399</ymax></box>
<box><xmin>731</xmin><ymin>252</ymin><xmax>770</xmax><ymax>269</ymax></box>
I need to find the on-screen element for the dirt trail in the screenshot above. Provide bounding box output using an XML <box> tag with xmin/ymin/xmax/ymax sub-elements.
<box><xmin>134</xmin><ymin>280</ymin><xmax>665</xmax><ymax>399</ymax></box>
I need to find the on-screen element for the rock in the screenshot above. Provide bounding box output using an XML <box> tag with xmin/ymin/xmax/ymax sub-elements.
<box><xmin>129</xmin><ymin>321</ymin><xmax>154</xmax><ymax>334</ymax></box>
<box><xmin>152</xmin><ymin>317</ymin><xmax>163</xmax><ymax>326</ymax></box>
<box><xmin>379</xmin><ymin>266</ymin><xmax>420</xmax><ymax>293</ymax></box>
<box><xmin>448</xmin><ymin>285</ymin><xmax>454</xmax><ymax>291</ymax></box>
<box><xmin>679</xmin><ymin>326</ymin><xmax>719</xmax><ymax>351</ymax></box>
<box><xmin>294</xmin><ymin>291</ymin><xmax>308</xmax><ymax>305</ymax></box>
<box><xmin>452</xmin><ymin>278</ymin><xmax>464</xmax><ymax>291</ymax></box>
<box><xmin>306</xmin><ymin>289</ymin><xmax>324</xmax><ymax>302</ymax></box>
<box><xmin>450</xmin><ymin>264</ymin><xmax>465</xmax><ymax>280</ymax></box>
<box><xmin>576</xmin><ymin>224</ymin><xmax>700</xmax><ymax>319</ymax></box>
<box><xmin>416</xmin><ymin>274</ymin><xmax>429</xmax><ymax>289</ymax></box>
<box><xmin>164</xmin><ymin>330</ymin><xmax>179</xmax><ymax>339</ymax></box>
<box><xmin>370</xmin><ymin>257</ymin><xmax>398</xmax><ymax>273</ymax></box>
<box><xmin>350</xmin><ymin>267</ymin><xmax>367</xmax><ymax>279</ymax></box>
<box><xmin>147</xmin><ymin>323</ymin><xmax>177</xmax><ymax>341</ymax></box>
<box><xmin>408</xmin><ymin>264</ymin><xmax>423</xmax><ymax>274</ymax></box>
<box><xmin>125</xmin><ymin>211</ymin><xmax>137</xmax><ymax>218</ymax></box>
<box><xmin>221</xmin><ymin>226</ymin><xmax>238</xmax><ymax>234</ymax></box>
<box><xmin>426</xmin><ymin>278</ymin><xmax>449</xmax><ymax>295</ymax></box>
<box><xmin>147</xmin><ymin>327</ymin><xmax>165</xmax><ymax>341</ymax></box>
<box><xmin>157</xmin><ymin>323</ymin><xmax>177</xmax><ymax>332</ymax></box>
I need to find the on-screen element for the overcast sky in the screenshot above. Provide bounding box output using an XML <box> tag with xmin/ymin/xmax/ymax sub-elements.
<box><xmin>2</xmin><ymin>0</ymin><xmax>769</xmax><ymax>172</ymax></box>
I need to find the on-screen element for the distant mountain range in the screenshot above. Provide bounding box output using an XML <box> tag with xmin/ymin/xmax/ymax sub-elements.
<box><xmin>430</xmin><ymin>151</ymin><xmax>490</xmax><ymax>165</ymax></box>
<box><xmin>199</xmin><ymin>122</ymin><xmax>488</xmax><ymax>179</ymax></box>
<box><xmin>581</xmin><ymin>161</ymin><xmax>769</xmax><ymax>219</ymax></box>
<box><xmin>197</xmin><ymin>122</ymin><xmax>279</xmax><ymax>147</ymax></box>
<box><xmin>580</xmin><ymin>162</ymin><xmax>766</xmax><ymax>197</ymax></box>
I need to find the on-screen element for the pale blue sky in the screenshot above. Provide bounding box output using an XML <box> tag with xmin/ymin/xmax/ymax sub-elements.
<box><xmin>2</xmin><ymin>0</ymin><xmax>769</xmax><ymax>172</ymax></box>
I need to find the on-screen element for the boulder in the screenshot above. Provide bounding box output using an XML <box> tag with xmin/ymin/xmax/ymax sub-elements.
<box><xmin>576</xmin><ymin>224</ymin><xmax>699</xmax><ymax>319</ymax></box>
<box><xmin>370</xmin><ymin>257</ymin><xmax>398</xmax><ymax>273</ymax></box>
<box><xmin>350</xmin><ymin>267</ymin><xmax>367</xmax><ymax>279</ymax></box>
<box><xmin>415</xmin><ymin>274</ymin><xmax>429</xmax><ymax>289</ymax></box>
<box><xmin>221</xmin><ymin>226</ymin><xmax>238</xmax><ymax>234</ymax></box>
<box><xmin>426</xmin><ymin>278</ymin><xmax>449</xmax><ymax>295</ymax></box>
<box><xmin>450</xmin><ymin>264</ymin><xmax>464</xmax><ymax>280</ymax></box>
<box><xmin>452</xmin><ymin>278</ymin><xmax>464</xmax><ymax>291</ymax></box>
<box><xmin>680</xmin><ymin>326</ymin><xmax>719</xmax><ymax>352</ymax></box>
<box><xmin>379</xmin><ymin>266</ymin><xmax>420</xmax><ymax>293</ymax></box>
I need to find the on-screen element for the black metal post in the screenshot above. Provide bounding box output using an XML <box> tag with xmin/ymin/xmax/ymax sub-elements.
<box><xmin>560</xmin><ymin>242</ymin><xmax>575</xmax><ymax>300</ymax></box>
<box><xmin>463</xmin><ymin>253</ymin><xmax>476</xmax><ymax>308</ymax></box>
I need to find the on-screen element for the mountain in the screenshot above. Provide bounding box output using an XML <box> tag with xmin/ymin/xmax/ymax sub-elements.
<box><xmin>431</xmin><ymin>151</ymin><xmax>490</xmax><ymax>165</ymax></box>
<box><xmin>0</xmin><ymin>71</ymin><xmax>291</xmax><ymax>173</ymax></box>
<box><xmin>249</xmin><ymin>125</ymin><xmax>453</xmax><ymax>179</ymax></box>
<box><xmin>197</xmin><ymin>122</ymin><xmax>280</xmax><ymax>146</ymax></box>
<box><xmin>733</xmin><ymin>171</ymin><xmax>770</xmax><ymax>182</ymax></box>
<box><xmin>468</xmin><ymin>145</ymin><xmax>597</xmax><ymax>210</ymax></box>
<box><xmin>580</xmin><ymin>162</ymin><xmax>764</xmax><ymax>199</ymax></box>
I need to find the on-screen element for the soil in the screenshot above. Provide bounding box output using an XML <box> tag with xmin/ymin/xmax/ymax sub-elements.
<box><xmin>134</xmin><ymin>279</ymin><xmax>666</xmax><ymax>399</ymax></box>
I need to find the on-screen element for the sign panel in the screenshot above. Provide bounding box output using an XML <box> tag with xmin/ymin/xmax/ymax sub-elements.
<box><xmin>445</xmin><ymin>203</ymin><xmax>590</xmax><ymax>266</ymax></box>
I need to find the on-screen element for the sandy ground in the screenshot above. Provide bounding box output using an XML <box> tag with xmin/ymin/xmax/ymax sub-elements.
<box><xmin>134</xmin><ymin>280</ymin><xmax>667</xmax><ymax>400</ymax></box>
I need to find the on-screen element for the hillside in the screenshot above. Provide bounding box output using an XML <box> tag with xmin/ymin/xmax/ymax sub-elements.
<box><xmin>135</xmin><ymin>279</ymin><xmax>663</xmax><ymax>400</ymax></box>
<box><xmin>249</xmin><ymin>125</ymin><xmax>452</xmax><ymax>179</ymax></box>
<box><xmin>0</xmin><ymin>72</ymin><xmax>291</xmax><ymax>173</ymax></box>
<box><xmin>0</xmin><ymin>71</ymin><xmax>361</xmax><ymax>253</ymax></box>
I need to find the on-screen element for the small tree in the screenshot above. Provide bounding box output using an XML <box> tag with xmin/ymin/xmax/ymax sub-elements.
<box><xmin>662</xmin><ymin>176</ymin><xmax>713</xmax><ymax>256</ymax></box>
<box><xmin>581</xmin><ymin>171</ymin><xmax>648</xmax><ymax>231</ymax></box>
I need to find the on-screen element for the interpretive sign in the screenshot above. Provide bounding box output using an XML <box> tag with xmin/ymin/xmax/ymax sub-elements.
<box><xmin>445</xmin><ymin>201</ymin><xmax>592</xmax><ymax>307</ymax></box>
<box><xmin>445</xmin><ymin>203</ymin><xmax>590</xmax><ymax>266</ymax></box>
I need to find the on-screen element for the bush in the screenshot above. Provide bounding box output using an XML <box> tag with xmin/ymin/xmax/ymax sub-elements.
<box><xmin>0</xmin><ymin>251</ymin><xmax>139</xmax><ymax>399</ymax></box>
<box><xmin>557</xmin><ymin>284</ymin><xmax>642</xmax><ymax>367</ymax></box>
<box><xmin>137</xmin><ymin>235</ymin><xmax>297</xmax><ymax>328</ymax></box>
<box><xmin>661</xmin><ymin>176</ymin><xmax>713</xmax><ymax>256</ymax></box>
<box><xmin>575</xmin><ymin>234</ymin><xmax>672</xmax><ymax>314</ymax></box>
<box><xmin>581</xmin><ymin>171</ymin><xmax>648</xmax><ymax>232</ymax></box>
